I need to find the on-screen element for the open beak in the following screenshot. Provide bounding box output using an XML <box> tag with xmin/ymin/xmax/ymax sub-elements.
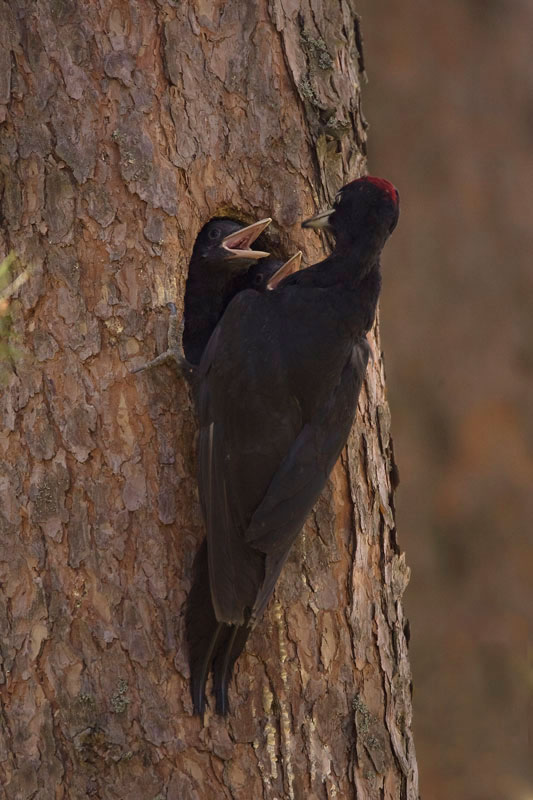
<box><xmin>301</xmin><ymin>208</ymin><xmax>334</xmax><ymax>230</ymax></box>
<box><xmin>266</xmin><ymin>251</ymin><xmax>303</xmax><ymax>290</ymax></box>
<box><xmin>221</xmin><ymin>218</ymin><xmax>272</xmax><ymax>260</ymax></box>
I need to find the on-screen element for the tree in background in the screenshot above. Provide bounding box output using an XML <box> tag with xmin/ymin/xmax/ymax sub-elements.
<box><xmin>0</xmin><ymin>2</ymin><xmax>417</xmax><ymax>797</ymax></box>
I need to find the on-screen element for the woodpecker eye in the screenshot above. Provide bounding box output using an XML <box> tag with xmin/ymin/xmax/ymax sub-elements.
<box><xmin>254</xmin><ymin>273</ymin><xmax>263</xmax><ymax>285</ymax></box>
<box><xmin>334</xmin><ymin>191</ymin><xmax>342</xmax><ymax>206</ymax></box>
<box><xmin>208</xmin><ymin>227</ymin><xmax>220</xmax><ymax>241</ymax></box>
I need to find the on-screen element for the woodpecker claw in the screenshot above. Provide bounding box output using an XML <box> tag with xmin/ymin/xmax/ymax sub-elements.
<box><xmin>131</xmin><ymin>305</ymin><xmax>194</xmax><ymax>380</ymax></box>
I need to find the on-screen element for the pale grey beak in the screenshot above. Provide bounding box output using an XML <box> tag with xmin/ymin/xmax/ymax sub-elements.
<box><xmin>301</xmin><ymin>208</ymin><xmax>334</xmax><ymax>230</ymax></box>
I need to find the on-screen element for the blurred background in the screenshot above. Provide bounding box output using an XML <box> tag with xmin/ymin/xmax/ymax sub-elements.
<box><xmin>358</xmin><ymin>1</ymin><xmax>532</xmax><ymax>798</ymax></box>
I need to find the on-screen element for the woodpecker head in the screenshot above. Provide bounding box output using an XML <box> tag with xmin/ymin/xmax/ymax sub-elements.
<box><xmin>246</xmin><ymin>252</ymin><xmax>303</xmax><ymax>291</ymax></box>
<box><xmin>193</xmin><ymin>217</ymin><xmax>272</xmax><ymax>272</ymax></box>
<box><xmin>302</xmin><ymin>176</ymin><xmax>399</xmax><ymax>250</ymax></box>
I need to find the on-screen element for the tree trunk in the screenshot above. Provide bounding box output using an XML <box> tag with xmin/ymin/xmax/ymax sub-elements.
<box><xmin>0</xmin><ymin>2</ymin><xmax>418</xmax><ymax>798</ymax></box>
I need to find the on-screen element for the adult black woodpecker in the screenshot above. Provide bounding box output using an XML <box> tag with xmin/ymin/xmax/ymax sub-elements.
<box><xmin>132</xmin><ymin>216</ymin><xmax>272</xmax><ymax>377</ymax></box>
<box><xmin>187</xmin><ymin>176</ymin><xmax>399</xmax><ymax>715</ymax></box>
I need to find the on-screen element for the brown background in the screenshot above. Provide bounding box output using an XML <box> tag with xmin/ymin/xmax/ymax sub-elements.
<box><xmin>358</xmin><ymin>1</ymin><xmax>532</xmax><ymax>798</ymax></box>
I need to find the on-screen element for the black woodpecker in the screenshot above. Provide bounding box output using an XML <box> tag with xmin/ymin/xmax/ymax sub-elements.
<box><xmin>132</xmin><ymin>217</ymin><xmax>272</xmax><ymax>377</ymax></box>
<box><xmin>187</xmin><ymin>176</ymin><xmax>400</xmax><ymax>715</ymax></box>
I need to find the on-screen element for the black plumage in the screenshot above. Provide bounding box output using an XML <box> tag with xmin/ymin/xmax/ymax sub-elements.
<box><xmin>133</xmin><ymin>216</ymin><xmax>274</xmax><ymax>377</ymax></box>
<box><xmin>186</xmin><ymin>176</ymin><xmax>400</xmax><ymax>715</ymax></box>
<box><xmin>183</xmin><ymin>217</ymin><xmax>272</xmax><ymax>365</ymax></box>
<box><xmin>227</xmin><ymin>251</ymin><xmax>302</xmax><ymax>295</ymax></box>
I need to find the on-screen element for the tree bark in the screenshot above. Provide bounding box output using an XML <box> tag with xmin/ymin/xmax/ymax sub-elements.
<box><xmin>0</xmin><ymin>2</ymin><xmax>418</xmax><ymax>798</ymax></box>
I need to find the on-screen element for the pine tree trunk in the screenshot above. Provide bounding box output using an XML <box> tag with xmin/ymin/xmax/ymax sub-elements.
<box><xmin>0</xmin><ymin>2</ymin><xmax>418</xmax><ymax>798</ymax></box>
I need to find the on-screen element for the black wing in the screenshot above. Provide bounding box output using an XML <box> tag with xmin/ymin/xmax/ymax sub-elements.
<box><xmin>197</xmin><ymin>290</ymin><xmax>303</xmax><ymax>625</ymax></box>
<box><xmin>190</xmin><ymin>289</ymin><xmax>369</xmax><ymax>712</ymax></box>
<box><xmin>190</xmin><ymin>290</ymin><xmax>303</xmax><ymax>714</ymax></box>
<box><xmin>245</xmin><ymin>338</ymin><xmax>370</xmax><ymax>619</ymax></box>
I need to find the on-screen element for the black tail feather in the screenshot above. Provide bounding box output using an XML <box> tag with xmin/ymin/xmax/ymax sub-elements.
<box><xmin>186</xmin><ymin>540</ymin><xmax>221</xmax><ymax>714</ymax></box>
<box><xmin>213</xmin><ymin>625</ymin><xmax>239</xmax><ymax>715</ymax></box>
<box><xmin>191</xmin><ymin>621</ymin><xmax>224</xmax><ymax>715</ymax></box>
<box><xmin>186</xmin><ymin>539</ymin><xmax>252</xmax><ymax>715</ymax></box>
<box><xmin>212</xmin><ymin>620</ymin><xmax>252</xmax><ymax>715</ymax></box>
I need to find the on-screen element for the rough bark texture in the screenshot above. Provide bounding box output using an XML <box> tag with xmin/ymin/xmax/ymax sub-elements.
<box><xmin>0</xmin><ymin>2</ymin><xmax>418</xmax><ymax>798</ymax></box>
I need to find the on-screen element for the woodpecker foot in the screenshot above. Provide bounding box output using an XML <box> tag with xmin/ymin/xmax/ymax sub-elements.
<box><xmin>132</xmin><ymin>303</ymin><xmax>195</xmax><ymax>380</ymax></box>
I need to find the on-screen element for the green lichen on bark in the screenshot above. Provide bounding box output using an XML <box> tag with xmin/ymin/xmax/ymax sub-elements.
<box><xmin>0</xmin><ymin>252</ymin><xmax>29</xmax><ymax>382</ymax></box>
<box><xmin>110</xmin><ymin>679</ymin><xmax>130</xmax><ymax>714</ymax></box>
<box><xmin>300</xmin><ymin>29</ymin><xmax>334</xmax><ymax>70</ymax></box>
